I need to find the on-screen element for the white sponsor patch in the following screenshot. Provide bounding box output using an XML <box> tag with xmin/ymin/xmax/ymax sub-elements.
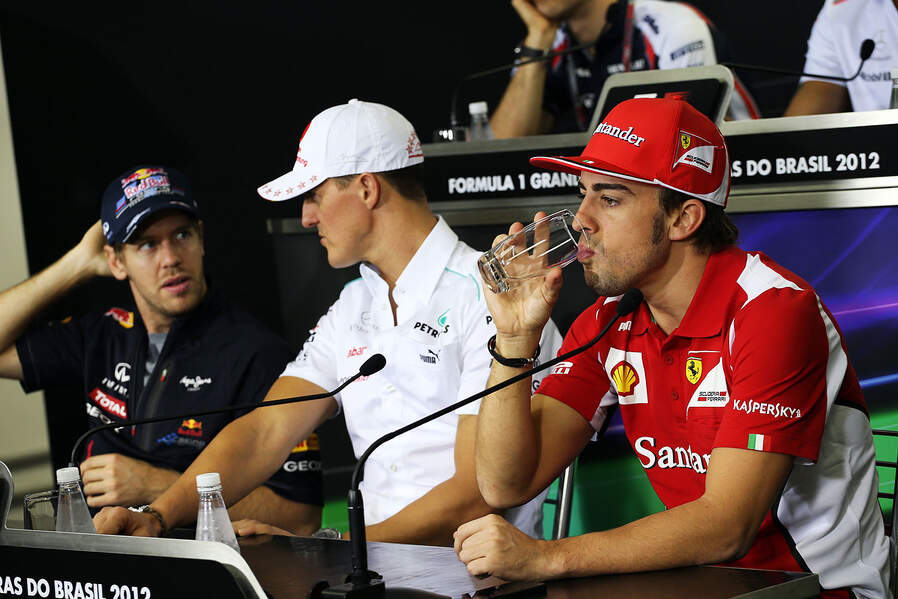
<box><xmin>686</xmin><ymin>361</ymin><xmax>729</xmax><ymax>416</ymax></box>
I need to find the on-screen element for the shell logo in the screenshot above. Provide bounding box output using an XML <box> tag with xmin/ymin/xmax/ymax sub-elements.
<box><xmin>611</xmin><ymin>361</ymin><xmax>640</xmax><ymax>397</ymax></box>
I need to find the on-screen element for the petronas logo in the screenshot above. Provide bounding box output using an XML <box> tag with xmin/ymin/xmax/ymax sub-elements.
<box><xmin>438</xmin><ymin>309</ymin><xmax>450</xmax><ymax>328</ymax></box>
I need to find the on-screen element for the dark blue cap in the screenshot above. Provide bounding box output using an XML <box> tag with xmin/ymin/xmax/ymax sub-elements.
<box><xmin>100</xmin><ymin>165</ymin><xmax>198</xmax><ymax>245</ymax></box>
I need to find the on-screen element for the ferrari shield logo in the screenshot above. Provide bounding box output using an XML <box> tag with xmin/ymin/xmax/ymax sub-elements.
<box><xmin>685</xmin><ymin>357</ymin><xmax>702</xmax><ymax>384</ymax></box>
<box><xmin>680</xmin><ymin>133</ymin><xmax>692</xmax><ymax>150</ymax></box>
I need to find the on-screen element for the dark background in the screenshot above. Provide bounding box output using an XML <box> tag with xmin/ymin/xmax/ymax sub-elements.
<box><xmin>0</xmin><ymin>1</ymin><xmax>824</xmax><ymax>491</ymax></box>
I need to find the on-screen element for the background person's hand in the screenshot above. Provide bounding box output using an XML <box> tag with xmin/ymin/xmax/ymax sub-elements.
<box><xmin>81</xmin><ymin>453</ymin><xmax>179</xmax><ymax>507</ymax></box>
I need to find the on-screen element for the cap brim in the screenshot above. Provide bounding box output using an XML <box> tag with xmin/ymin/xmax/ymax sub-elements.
<box><xmin>530</xmin><ymin>155</ymin><xmax>658</xmax><ymax>186</ymax></box>
<box><xmin>119</xmin><ymin>197</ymin><xmax>199</xmax><ymax>243</ymax></box>
<box><xmin>257</xmin><ymin>167</ymin><xmax>326</xmax><ymax>202</ymax></box>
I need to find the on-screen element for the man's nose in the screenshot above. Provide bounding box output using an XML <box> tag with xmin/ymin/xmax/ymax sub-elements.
<box><xmin>301</xmin><ymin>201</ymin><xmax>318</xmax><ymax>229</ymax></box>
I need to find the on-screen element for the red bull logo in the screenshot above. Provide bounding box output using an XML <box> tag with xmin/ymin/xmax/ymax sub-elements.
<box><xmin>291</xmin><ymin>434</ymin><xmax>320</xmax><ymax>453</ymax></box>
<box><xmin>178</xmin><ymin>418</ymin><xmax>203</xmax><ymax>437</ymax></box>
<box><xmin>611</xmin><ymin>361</ymin><xmax>640</xmax><ymax>397</ymax></box>
<box><xmin>121</xmin><ymin>167</ymin><xmax>165</xmax><ymax>186</ymax></box>
<box><xmin>105</xmin><ymin>308</ymin><xmax>134</xmax><ymax>329</ymax></box>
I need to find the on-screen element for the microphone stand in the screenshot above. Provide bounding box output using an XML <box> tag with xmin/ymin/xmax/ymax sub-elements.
<box><xmin>722</xmin><ymin>38</ymin><xmax>875</xmax><ymax>84</ymax></box>
<box><xmin>312</xmin><ymin>290</ymin><xmax>644</xmax><ymax>599</ymax></box>
<box><xmin>69</xmin><ymin>354</ymin><xmax>387</xmax><ymax>466</ymax></box>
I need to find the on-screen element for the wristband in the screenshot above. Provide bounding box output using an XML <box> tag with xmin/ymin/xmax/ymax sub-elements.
<box><xmin>488</xmin><ymin>334</ymin><xmax>540</xmax><ymax>368</ymax></box>
<box><xmin>129</xmin><ymin>504</ymin><xmax>168</xmax><ymax>536</ymax></box>
<box><xmin>513</xmin><ymin>43</ymin><xmax>548</xmax><ymax>65</ymax></box>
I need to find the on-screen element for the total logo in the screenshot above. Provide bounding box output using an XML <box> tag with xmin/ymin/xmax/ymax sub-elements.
<box><xmin>88</xmin><ymin>388</ymin><xmax>127</xmax><ymax>419</ymax></box>
<box><xmin>180</xmin><ymin>375</ymin><xmax>212</xmax><ymax>391</ymax></box>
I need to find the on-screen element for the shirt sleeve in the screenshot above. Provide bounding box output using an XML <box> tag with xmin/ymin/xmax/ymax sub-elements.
<box><xmin>279</xmin><ymin>302</ymin><xmax>342</xmax><ymax>407</ymax></box>
<box><xmin>713</xmin><ymin>288</ymin><xmax>832</xmax><ymax>461</ymax></box>
<box><xmin>648</xmin><ymin>4</ymin><xmax>718</xmax><ymax>70</ymax></box>
<box><xmin>536</xmin><ymin>302</ymin><xmax>617</xmax><ymax>428</ymax></box>
<box><xmin>452</xmin><ymin>289</ymin><xmax>495</xmax><ymax>416</ymax></box>
<box><xmin>799</xmin><ymin>1</ymin><xmax>848</xmax><ymax>88</ymax></box>
<box><xmin>16</xmin><ymin>315</ymin><xmax>91</xmax><ymax>393</ymax></box>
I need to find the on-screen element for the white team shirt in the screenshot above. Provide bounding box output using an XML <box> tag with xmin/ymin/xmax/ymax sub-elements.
<box><xmin>801</xmin><ymin>0</ymin><xmax>898</xmax><ymax>111</ymax></box>
<box><xmin>282</xmin><ymin>217</ymin><xmax>563</xmax><ymax>537</ymax></box>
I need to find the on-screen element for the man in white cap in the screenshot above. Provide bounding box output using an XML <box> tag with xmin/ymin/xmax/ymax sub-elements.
<box><xmin>96</xmin><ymin>100</ymin><xmax>562</xmax><ymax>545</ymax></box>
<box><xmin>454</xmin><ymin>98</ymin><xmax>889</xmax><ymax>597</ymax></box>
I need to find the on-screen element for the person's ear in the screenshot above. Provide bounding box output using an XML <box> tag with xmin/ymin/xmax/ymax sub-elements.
<box><xmin>104</xmin><ymin>245</ymin><xmax>129</xmax><ymax>281</ymax></box>
<box><xmin>357</xmin><ymin>173</ymin><xmax>381</xmax><ymax>210</ymax></box>
<box><xmin>669</xmin><ymin>198</ymin><xmax>705</xmax><ymax>241</ymax></box>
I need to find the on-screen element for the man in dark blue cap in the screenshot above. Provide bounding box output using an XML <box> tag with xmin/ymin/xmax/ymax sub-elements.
<box><xmin>0</xmin><ymin>165</ymin><xmax>323</xmax><ymax>535</ymax></box>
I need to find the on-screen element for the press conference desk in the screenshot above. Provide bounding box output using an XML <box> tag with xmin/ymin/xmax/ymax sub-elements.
<box><xmin>236</xmin><ymin>534</ymin><xmax>820</xmax><ymax>599</ymax></box>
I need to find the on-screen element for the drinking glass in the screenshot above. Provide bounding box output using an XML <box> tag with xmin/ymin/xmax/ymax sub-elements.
<box><xmin>478</xmin><ymin>209</ymin><xmax>589</xmax><ymax>294</ymax></box>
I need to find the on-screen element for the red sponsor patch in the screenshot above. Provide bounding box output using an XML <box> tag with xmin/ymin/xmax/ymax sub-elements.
<box><xmin>178</xmin><ymin>418</ymin><xmax>203</xmax><ymax>437</ymax></box>
<box><xmin>89</xmin><ymin>388</ymin><xmax>127</xmax><ymax>419</ymax></box>
<box><xmin>105</xmin><ymin>308</ymin><xmax>134</xmax><ymax>329</ymax></box>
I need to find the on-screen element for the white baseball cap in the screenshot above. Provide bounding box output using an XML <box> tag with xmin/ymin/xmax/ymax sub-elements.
<box><xmin>258</xmin><ymin>99</ymin><xmax>424</xmax><ymax>202</ymax></box>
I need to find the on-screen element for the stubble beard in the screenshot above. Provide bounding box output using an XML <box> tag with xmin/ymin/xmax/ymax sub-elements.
<box><xmin>583</xmin><ymin>210</ymin><xmax>667</xmax><ymax>297</ymax></box>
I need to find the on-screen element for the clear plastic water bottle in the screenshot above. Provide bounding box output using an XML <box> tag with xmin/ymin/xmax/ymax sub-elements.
<box><xmin>54</xmin><ymin>467</ymin><xmax>96</xmax><ymax>533</ymax></box>
<box><xmin>890</xmin><ymin>68</ymin><xmax>898</xmax><ymax>110</ymax></box>
<box><xmin>195</xmin><ymin>472</ymin><xmax>240</xmax><ymax>553</ymax></box>
<box><xmin>467</xmin><ymin>101</ymin><xmax>494</xmax><ymax>141</ymax></box>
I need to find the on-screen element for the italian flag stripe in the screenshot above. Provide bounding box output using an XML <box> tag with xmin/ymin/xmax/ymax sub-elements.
<box><xmin>748</xmin><ymin>433</ymin><xmax>768</xmax><ymax>451</ymax></box>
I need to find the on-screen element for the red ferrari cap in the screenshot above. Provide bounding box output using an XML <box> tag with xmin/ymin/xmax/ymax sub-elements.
<box><xmin>530</xmin><ymin>98</ymin><xmax>730</xmax><ymax>207</ymax></box>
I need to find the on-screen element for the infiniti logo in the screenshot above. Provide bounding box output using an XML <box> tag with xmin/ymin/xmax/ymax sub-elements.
<box><xmin>114</xmin><ymin>362</ymin><xmax>131</xmax><ymax>383</ymax></box>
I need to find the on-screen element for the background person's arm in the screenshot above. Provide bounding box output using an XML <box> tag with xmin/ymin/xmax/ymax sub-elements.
<box><xmin>490</xmin><ymin>0</ymin><xmax>557</xmax><ymax>139</ymax></box>
<box><xmin>783</xmin><ymin>81</ymin><xmax>851</xmax><ymax>116</ymax></box>
<box><xmin>94</xmin><ymin>375</ymin><xmax>336</xmax><ymax>535</ymax></box>
<box><xmin>0</xmin><ymin>220</ymin><xmax>110</xmax><ymax>379</ymax></box>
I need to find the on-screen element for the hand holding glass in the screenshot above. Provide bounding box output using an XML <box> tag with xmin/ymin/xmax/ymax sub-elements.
<box><xmin>478</xmin><ymin>209</ymin><xmax>589</xmax><ymax>294</ymax></box>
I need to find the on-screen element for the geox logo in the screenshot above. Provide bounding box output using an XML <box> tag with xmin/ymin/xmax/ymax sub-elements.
<box><xmin>594</xmin><ymin>122</ymin><xmax>646</xmax><ymax>147</ymax></box>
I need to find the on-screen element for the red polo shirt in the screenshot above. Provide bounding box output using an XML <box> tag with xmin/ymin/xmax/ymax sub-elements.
<box><xmin>537</xmin><ymin>246</ymin><xmax>888</xmax><ymax>598</ymax></box>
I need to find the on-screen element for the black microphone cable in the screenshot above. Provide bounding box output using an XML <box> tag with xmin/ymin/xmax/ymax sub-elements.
<box><xmin>68</xmin><ymin>353</ymin><xmax>387</xmax><ymax>467</ymax></box>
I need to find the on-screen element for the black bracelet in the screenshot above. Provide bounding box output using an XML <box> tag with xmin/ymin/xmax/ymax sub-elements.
<box><xmin>487</xmin><ymin>334</ymin><xmax>540</xmax><ymax>368</ymax></box>
<box><xmin>129</xmin><ymin>504</ymin><xmax>168</xmax><ymax>536</ymax></box>
<box><xmin>513</xmin><ymin>43</ymin><xmax>548</xmax><ymax>66</ymax></box>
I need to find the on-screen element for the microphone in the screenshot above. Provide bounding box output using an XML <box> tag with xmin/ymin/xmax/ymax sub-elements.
<box><xmin>447</xmin><ymin>40</ymin><xmax>595</xmax><ymax>134</ymax></box>
<box><xmin>68</xmin><ymin>353</ymin><xmax>387</xmax><ymax>467</ymax></box>
<box><xmin>313</xmin><ymin>289</ymin><xmax>644</xmax><ymax>599</ymax></box>
<box><xmin>722</xmin><ymin>38</ymin><xmax>875</xmax><ymax>83</ymax></box>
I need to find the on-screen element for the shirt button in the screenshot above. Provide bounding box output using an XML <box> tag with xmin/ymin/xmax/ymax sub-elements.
<box><xmin>390</xmin><ymin>464</ymin><xmax>398</xmax><ymax>472</ymax></box>
<box><xmin>664</xmin><ymin>355</ymin><xmax>674</xmax><ymax>365</ymax></box>
<box><xmin>671</xmin><ymin>391</ymin><xmax>679</xmax><ymax>400</ymax></box>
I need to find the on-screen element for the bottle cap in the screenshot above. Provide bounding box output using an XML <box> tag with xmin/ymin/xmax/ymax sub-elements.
<box><xmin>196</xmin><ymin>472</ymin><xmax>222</xmax><ymax>490</ymax></box>
<box><xmin>891</xmin><ymin>67</ymin><xmax>898</xmax><ymax>80</ymax></box>
<box><xmin>56</xmin><ymin>466</ymin><xmax>81</xmax><ymax>484</ymax></box>
<box><xmin>468</xmin><ymin>101</ymin><xmax>489</xmax><ymax>115</ymax></box>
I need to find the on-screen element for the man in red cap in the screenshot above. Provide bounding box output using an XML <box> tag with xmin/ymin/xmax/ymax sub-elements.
<box><xmin>454</xmin><ymin>98</ymin><xmax>889</xmax><ymax>597</ymax></box>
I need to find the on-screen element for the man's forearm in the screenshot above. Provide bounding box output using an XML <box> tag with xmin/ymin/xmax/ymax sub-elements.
<box><xmin>532</xmin><ymin>496</ymin><xmax>751</xmax><ymax>580</ymax></box>
<box><xmin>490</xmin><ymin>61</ymin><xmax>552</xmax><ymax>139</ymax></box>
<box><xmin>0</xmin><ymin>248</ymin><xmax>95</xmax><ymax>362</ymax></box>
<box><xmin>366</xmin><ymin>476</ymin><xmax>495</xmax><ymax>546</ymax></box>
<box><xmin>228</xmin><ymin>485</ymin><xmax>321</xmax><ymax>536</ymax></box>
<box><xmin>150</xmin><ymin>413</ymin><xmax>296</xmax><ymax>530</ymax></box>
<box><xmin>475</xmin><ymin>333</ymin><xmax>543</xmax><ymax>507</ymax></box>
